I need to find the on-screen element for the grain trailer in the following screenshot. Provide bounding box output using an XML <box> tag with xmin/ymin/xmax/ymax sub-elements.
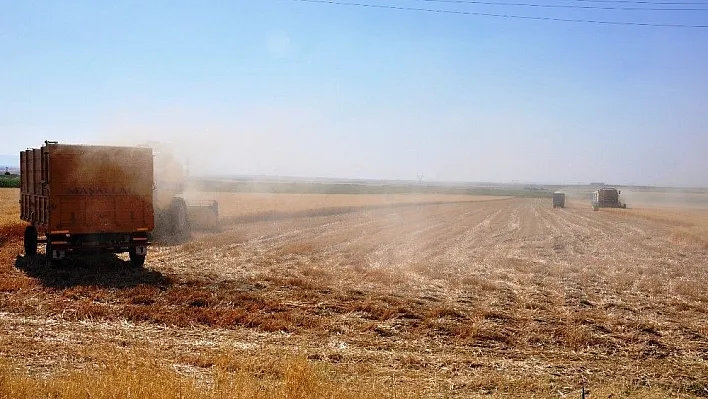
<box><xmin>20</xmin><ymin>141</ymin><xmax>154</xmax><ymax>266</ymax></box>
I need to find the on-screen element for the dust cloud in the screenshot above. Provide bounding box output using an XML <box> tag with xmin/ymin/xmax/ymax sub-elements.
<box><xmin>619</xmin><ymin>189</ymin><xmax>708</xmax><ymax>210</ymax></box>
<box><xmin>93</xmin><ymin>105</ymin><xmax>331</xmax><ymax>180</ymax></box>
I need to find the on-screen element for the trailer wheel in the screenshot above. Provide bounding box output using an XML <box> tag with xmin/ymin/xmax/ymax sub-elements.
<box><xmin>24</xmin><ymin>226</ymin><xmax>37</xmax><ymax>256</ymax></box>
<box><xmin>129</xmin><ymin>248</ymin><xmax>146</xmax><ymax>268</ymax></box>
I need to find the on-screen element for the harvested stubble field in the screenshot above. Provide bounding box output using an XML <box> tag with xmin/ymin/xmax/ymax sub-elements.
<box><xmin>0</xmin><ymin>188</ymin><xmax>707</xmax><ymax>398</ymax></box>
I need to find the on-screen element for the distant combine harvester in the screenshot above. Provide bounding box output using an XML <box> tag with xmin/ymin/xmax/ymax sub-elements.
<box><xmin>591</xmin><ymin>188</ymin><xmax>626</xmax><ymax>211</ymax></box>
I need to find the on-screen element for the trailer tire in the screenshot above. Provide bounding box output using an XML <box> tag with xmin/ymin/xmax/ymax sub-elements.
<box><xmin>129</xmin><ymin>248</ymin><xmax>146</xmax><ymax>268</ymax></box>
<box><xmin>24</xmin><ymin>226</ymin><xmax>37</xmax><ymax>256</ymax></box>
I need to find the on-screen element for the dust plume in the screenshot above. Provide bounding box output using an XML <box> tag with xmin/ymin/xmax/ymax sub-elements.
<box><xmin>619</xmin><ymin>188</ymin><xmax>708</xmax><ymax>210</ymax></box>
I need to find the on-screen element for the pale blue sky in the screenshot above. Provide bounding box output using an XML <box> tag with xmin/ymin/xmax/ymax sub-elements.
<box><xmin>1</xmin><ymin>1</ymin><xmax>707</xmax><ymax>186</ymax></box>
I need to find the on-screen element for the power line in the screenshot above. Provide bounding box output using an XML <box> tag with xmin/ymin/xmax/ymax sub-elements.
<box><xmin>407</xmin><ymin>0</ymin><xmax>708</xmax><ymax>11</ymax></box>
<box><xmin>564</xmin><ymin>0</ymin><xmax>708</xmax><ymax>5</ymax></box>
<box><xmin>281</xmin><ymin>0</ymin><xmax>708</xmax><ymax>27</ymax></box>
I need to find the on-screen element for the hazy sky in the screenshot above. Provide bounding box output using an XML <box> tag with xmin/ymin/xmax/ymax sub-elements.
<box><xmin>1</xmin><ymin>1</ymin><xmax>707</xmax><ymax>186</ymax></box>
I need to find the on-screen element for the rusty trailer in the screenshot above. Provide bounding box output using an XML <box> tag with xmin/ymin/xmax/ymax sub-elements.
<box><xmin>20</xmin><ymin>141</ymin><xmax>154</xmax><ymax>266</ymax></box>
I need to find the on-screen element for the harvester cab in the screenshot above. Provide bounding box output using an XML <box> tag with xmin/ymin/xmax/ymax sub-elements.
<box><xmin>146</xmin><ymin>142</ymin><xmax>219</xmax><ymax>240</ymax></box>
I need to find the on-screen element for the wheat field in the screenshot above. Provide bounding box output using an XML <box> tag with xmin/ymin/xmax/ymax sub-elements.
<box><xmin>0</xmin><ymin>187</ymin><xmax>706</xmax><ymax>398</ymax></box>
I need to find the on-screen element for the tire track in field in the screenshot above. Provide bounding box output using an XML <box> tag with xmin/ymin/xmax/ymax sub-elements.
<box><xmin>534</xmin><ymin>203</ymin><xmax>685</xmax><ymax>271</ymax></box>
<box><xmin>358</xmin><ymin>203</ymin><xmax>496</xmax><ymax>270</ymax></box>
<box><xmin>416</xmin><ymin>206</ymin><xmax>503</xmax><ymax>268</ymax></box>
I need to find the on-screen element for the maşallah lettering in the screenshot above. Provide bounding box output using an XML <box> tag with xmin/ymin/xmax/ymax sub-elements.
<box><xmin>67</xmin><ymin>187</ymin><xmax>135</xmax><ymax>196</ymax></box>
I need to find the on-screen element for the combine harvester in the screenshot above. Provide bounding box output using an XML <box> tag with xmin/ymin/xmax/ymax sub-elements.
<box><xmin>19</xmin><ymin>141</ymin><xmax>218</xmax><ymax>266</ymax></box>
<box><xmin>591</xmin><ymin>187</ymin><xmax>626</xmax><ymax>211</ymax></box>
<box><xmin>147</xmin><ymin>141</ymin><xmax>219</xmax><ymax>240</ymax></box>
